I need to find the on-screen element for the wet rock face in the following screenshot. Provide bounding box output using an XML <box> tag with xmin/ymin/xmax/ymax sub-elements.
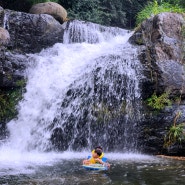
<box><xmin>0</xmin><ymin>8</ymin><xmax>65</xmax><ymax>53</ymax></box>
<box><xmin>130</xmin><ymin>13</ymin><xmax>185</xmax><ymax>156</ymax></box>
<box><xmin>130</xmin><ymin>13</ymin><xmax>185</xmax><ymax>97</ymax></box>
<box><xmin>142</xmin><ymin>13</ymin><xmax>184</xmax><ymax>62</ymax></box>
<box><xmin>0</xmin><ymin>51</ymin><xmax>27</xmax><ymax>88</ymax></box>
<box><xmin>29</xmin><ymin>2</ymin><xmax>67</xmax><ymax>24</ymax></box>
<box><xmin>0</xmin><ymin>6</ymin><xmax>67</xmax><ymax>89</ymax></box>
<box><xmin>138</xmin><ymin>103</ymin><xmax>185</xmax><ymax>155</ymax></box>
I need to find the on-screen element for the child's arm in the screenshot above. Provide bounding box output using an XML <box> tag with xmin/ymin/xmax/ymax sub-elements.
<box><xmin>95</xmin><ymin>158</ymin><xmax>111</xmax><ymax>168</ymax></box>
<box><xmin>83</xmin><ymin>159</ymin><xmax>90</xmax><ymax>165</ymax></box>
<box><xmin>95</xmin><ymin>158</ymin><xmax>104</xmax><ymax>165</ymax></box>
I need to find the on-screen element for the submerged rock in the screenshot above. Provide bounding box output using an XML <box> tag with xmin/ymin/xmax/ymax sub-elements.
<box><xmin>29</xmin><ymin>2</ymin><xmax>67</xmax><ymax>24</ymax></box>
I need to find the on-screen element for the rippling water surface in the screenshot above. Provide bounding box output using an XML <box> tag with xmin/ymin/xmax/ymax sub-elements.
<box><xmin>0</xmin><ymin>152</ymin><xmax>185</xmax><ymax>185</ymax></box>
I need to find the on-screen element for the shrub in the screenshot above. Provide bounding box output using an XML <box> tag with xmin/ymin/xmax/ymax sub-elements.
<box><xmin>164</xmin><ymin>111</ymin><xmax>185</xmax><ymax>148</ymax></box>
<box><xmin>147</xmin><ymin>92</ymin><xmax>172</xmax><ymax>110</ymax></box>
<box><xmin>164</xmin><ymin>124</ymin><xmax>185</xmax><ymax>148</ymax></box>
<box><xmin>136</xmin><ymin>0</ymin><xmax>184</xmax><ymax>26</ymax></box>
<box><xmin>0</xmin><ymin>88</ymin><xmax>23</xmax><ymax>122</ymax></box>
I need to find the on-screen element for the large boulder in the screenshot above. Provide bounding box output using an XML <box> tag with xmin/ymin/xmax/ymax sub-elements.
<box><xmin>130</xmin><ymin>13</ymin><xmax>185</xmax><ymax>155</ymax></box>
<box><xmin>130</xmin><ymin>13</ymin><xmax>185</xmax><ymax>98</ymax></box>
<box><xmin>0</xmin><ymin>27</ymin><xmax>10</xmax><ymax>46</ymax></box>
<box><xmin>29</xmin><ymin>2</ymin><xmax>67</xmax><ymax>24</ymax></box>
<box><xmin>0</xmin><ymin>8</ymin><xmax>66</xmax><ymax>53</ymax></box>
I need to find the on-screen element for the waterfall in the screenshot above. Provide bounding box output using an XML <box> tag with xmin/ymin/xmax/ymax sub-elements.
<box><xmin>5</xmin><ymin>20</ymin><xmax>143</xmax><ymax>152</ymax></box>
<box><xmin>63</xmin><ymin>20</ymin><xmax>128</xmax><ymax>44</ymax></box>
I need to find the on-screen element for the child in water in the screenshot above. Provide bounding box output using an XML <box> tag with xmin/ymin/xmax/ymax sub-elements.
<box><xmin>83</xmin><ymin>146</ymin><xmax>110</xmax><ymax>167</ymax></box>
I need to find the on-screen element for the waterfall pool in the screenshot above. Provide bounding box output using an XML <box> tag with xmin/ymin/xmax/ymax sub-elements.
<box><xmin>0</xmin><ymin>151</ymin><xmax>185</xmax><ymax>185</ymax></box>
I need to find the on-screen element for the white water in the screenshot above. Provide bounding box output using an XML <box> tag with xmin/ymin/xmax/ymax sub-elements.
<box><xmin>0</xmin><ymin>149</ymin><xmax>156</xmax><ymax>176</ymax></box>
<box><xmin>63</xmin><ymin>20</ymin><xmax>128</xmax><ymax>44</ymax></box>
<box><xmin>7</xmin><ymin>34</ymin><xmax>134</xmax><ymax>151</ymax></box>
<box><xmin>0</xmin><ymin>21</ymin><xmax>147</xmax><ymax>175</ymax></box>
<box><xmin>3</xmin><ymin>11</ymin><xmax>9</xmax><ymax>30</ymax></box>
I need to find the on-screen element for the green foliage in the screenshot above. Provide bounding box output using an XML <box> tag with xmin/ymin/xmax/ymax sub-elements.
<box><xmin>60</xmin><ymin>0</ymin><xmax>127</xmax><ymax>27</ymax></box>
<box><xmin>98</xmin><ymin>0</ymin><xmax>127</xmax><ymax>27</ymax></box>
<box><xmin>163</xmin><ymin>0</ymin><xmax>185</xmax><ymax>8</ymax></box>
<box><xmin>147</xmin><ymin>92</ymin><xmax>172</xmax><ymax>110</ymax></box>
<box><xmin>0</xmin><ymin>88</ymin><xmax>23</xmax><ymax>122</ymax></box>
<box><xmin>0</xmin><ymin>79</ymin><xmax>26</xmax><ymax>122</ymax></box>
<box><xmin>59</xmin><ymin>0</ymin><xmax>150</xmax><ymax>28</ymax></box>
<box><xmin>136</xmin><ymin>0</ymin><xmax>184</xmax><ymax>25</ymax></box>
<box><xmin>16</xmin><ymin>79</ymin><xmax>26</xmax><ymax>87</ymax></box>
<box><xmin>163</xmin><ymin>112</ymin><xmax>185</xmax><ymax>148</ymax></box>
<box><xmin>164</xmin><ymin>123</ymin><xmax>185</xmax><ymax>147</ymax></box>
<box><xmin>66</xmin><ymin>0</ymin><xmax>104</xmax><ymax>25</ymax></box>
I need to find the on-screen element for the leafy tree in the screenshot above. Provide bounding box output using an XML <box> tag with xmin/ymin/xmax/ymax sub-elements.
<box><xmin>65</xmin><ymin>0</ymin><xmax>104</xmax><ymax>24</ymax></box>
<box><xmin>59</xmin><ymin>0</ymin><xmax>150</xmax><ymax>28</ymax></box>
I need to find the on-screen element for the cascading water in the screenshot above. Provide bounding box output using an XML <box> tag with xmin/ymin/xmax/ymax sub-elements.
<box><xmin>63</xmin><ymin>20</ymin><xmax>128</xmax><ymax>44</ymax></box>
<box><xmin>1</xmin><ymin>18</ymin><xmax>185</xmax><ymax>185</ymax></box>
<box><xmin>2</xmin><ymin>20</ymin><xmax>143</xmax><ymax>153</ymax></box>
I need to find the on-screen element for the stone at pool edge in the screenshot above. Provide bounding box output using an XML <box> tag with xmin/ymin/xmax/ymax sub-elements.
<box><xmin>29</xmin><ymin>2</ymin><xmax>67</xmax><ymax>24</ymax></box>
<box><xmin>0</xmin><ymin>27</ymin><xmax>10</xmax><ymax>46</ymax></box>
<box><xmin>157</xmin><ymin>155</ymin><xmax>185</xmax><ymax>161</ymax></box>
